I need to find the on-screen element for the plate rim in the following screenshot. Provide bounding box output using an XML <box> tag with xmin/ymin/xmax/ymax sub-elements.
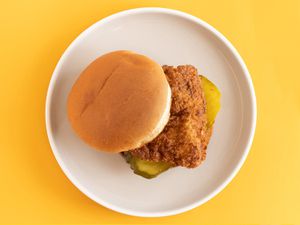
<box><xmin>45</xmin><ymin>7</ymin><xmax>257</xmax><ymax>217</ymax></box>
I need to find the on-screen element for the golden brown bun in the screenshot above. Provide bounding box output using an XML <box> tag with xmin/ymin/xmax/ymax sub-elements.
<box><xmin>67</xmin><ymin>51</ymin><xmax>171</xmax><ymax>153</ymax></box>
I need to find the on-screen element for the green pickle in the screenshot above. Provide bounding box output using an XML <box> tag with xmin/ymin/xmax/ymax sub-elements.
<box><xmin>123</xmin><ymin>152</ymin><xmax>171</xmax><ymax>179</ymax></box>
<box><xmin>200</xmin><ymin>75</ymin><xmax>221</xmax><ymax>127</ymax></box>
<box><xmin>124</xmin><ymin>76</ymin><xmax>221</xmax><ymax>179</ymax></box>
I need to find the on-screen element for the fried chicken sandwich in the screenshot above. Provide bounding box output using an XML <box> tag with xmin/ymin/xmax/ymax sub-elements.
<box><xmin>67</xmin><ymin>51</ymin><xmax>220</xmax><ymax>179</ymax></box>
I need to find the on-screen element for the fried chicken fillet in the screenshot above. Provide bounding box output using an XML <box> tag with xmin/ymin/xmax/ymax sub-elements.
<box><xmin>129</xmin><ymin>65</ymin><xmax>212</xmax><ymax>168</ymax></box>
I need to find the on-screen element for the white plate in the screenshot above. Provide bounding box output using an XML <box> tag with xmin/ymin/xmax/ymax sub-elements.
<box><xmin>46</xmin><ymin>8</ymin><xmax>256</xmax><ymax>217</ymax></box>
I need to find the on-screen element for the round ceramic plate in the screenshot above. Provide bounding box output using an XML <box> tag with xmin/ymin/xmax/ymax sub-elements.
<box><xmin>46</xmin><ymin>8</ymin><xmax>256</xmax><ymax>217</ymax></box>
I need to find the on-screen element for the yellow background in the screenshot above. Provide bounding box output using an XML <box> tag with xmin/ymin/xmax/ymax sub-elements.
<box><xmin>1</xmin><ymin>0</ymin><xmax>299</xmax><ymax>224</ymax></box>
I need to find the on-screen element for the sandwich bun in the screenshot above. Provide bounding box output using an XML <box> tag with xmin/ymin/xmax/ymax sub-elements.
<box><xmin>67</xmin><ymin>50</ymin><xmax>171</xmax><ymax>153</ymax></box>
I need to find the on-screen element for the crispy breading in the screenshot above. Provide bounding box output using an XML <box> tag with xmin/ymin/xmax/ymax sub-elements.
<box><xmin>129</xmin><ymin>65</ymin><xmax>212</xmax><ymax>168</ymax></box>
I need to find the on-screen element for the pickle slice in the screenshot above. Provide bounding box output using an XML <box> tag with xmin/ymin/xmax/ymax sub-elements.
<box><xmin>123</xmin><ymin>75</ymin><xmax>221</xmax><ymax>179</ymax></box>
<box><xmin>123</xmin><ymin>152</ymin><xmax>171</xmax><ymax>179</ymax></box>
<box><xmin>200</xmin><ymin>75</ymin><xmax>221</xmax><ymax>127</ymax></box>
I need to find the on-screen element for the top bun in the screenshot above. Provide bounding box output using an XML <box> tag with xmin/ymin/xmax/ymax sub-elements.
<box><xmin>67</xmin><ymin>51</ymin><xmax>171</xmax><ymax>153</ymax></box>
